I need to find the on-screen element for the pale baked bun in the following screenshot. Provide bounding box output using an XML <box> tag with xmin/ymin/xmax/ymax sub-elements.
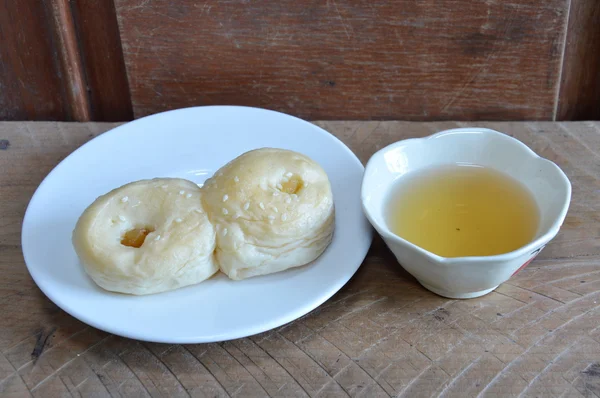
<box><xmin>72</xmin><ymin>178</ymin><xmax>218</xmax><ymax>295</ymax></box>
<box><xmin>202</xmin><ymin>148</ymin><xmax>335</xmax><ymax>280</ymax></box>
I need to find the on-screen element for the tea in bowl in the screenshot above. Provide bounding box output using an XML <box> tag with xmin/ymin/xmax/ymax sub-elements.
<box><xmin>361</xmin><ymin>128</ymin><xmax>571</xmax><ymax>299</ymax></box>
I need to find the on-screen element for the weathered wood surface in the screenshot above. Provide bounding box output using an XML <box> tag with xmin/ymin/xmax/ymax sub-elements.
<box><xmin>556</xmin><ymin>1</ymin><xmax>600</xmax><ymax>121</ymax></box>
<box><xmin>115</xmin><ymin>0</ymin><xmax>569</xmax><ymax>121</ymax></box>
<box><xmin>0</xmin><ymin>121</ymin><xmax>599</xmax><ymax>397</ymax></box>
<box><xmin>70</xmin><ymin>0</ymin><xmax>133</xmax><ymax>122</ymax></box>
<box><xmin>0</xmin><ymin>1</ymin><xmax>70</xmax><ymax>120</ymax></box>
<box><xmin>2</xmin><ymin>0</ymin><xmax>600</xmax><ymax>121</ymax></box>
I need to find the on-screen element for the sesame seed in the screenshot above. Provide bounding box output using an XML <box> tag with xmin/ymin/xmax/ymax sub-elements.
<box><xmin>268</xmin><ymin>215</ymin><xmax>275</xmax><ymax>220</ymax></box>
<box><xmin>273</xmin><ymin>191</ymin><xmax>279</xmax><ymax>197</ymax></box>
<box><xmin>273</xmin><ymin>207</ymin><xmax>278</xmax><ymax>213</ymax></box>
<box><xmin>222</xmin><ymin>208</ymin><xmax>229</xmax><ymax>215</ymax></box>
<box><xmin>282</xmin><ymin>213</ymin><xmax>288</xmax><ymax>221</ymax></box>
<box><xmin>234</xmin><ymin>176</ymin><xmax>239</xmax><ymax>182</ymax></box>
<box><xmin>259</xmin><ymin>202</ymin><xmax>265</xmax><ymax>210</ymax></box>
<box><xmin>223</xmin><ymin>194</ymin><xmax>229</xmax><ymax>202</ymax></box>
<box><xmin>281</xmin><ymin>177</ymin><xmax>289</xmax><ymax>183</ymax></box>
<box><xmin>292</xmin><ymin>194</ymin><xmax>298</xmax><ymax>200</ymax></box>
<box><xmin>175</xmin><ymin>217</ymin><xmax>182</xmax><ymax>223</ymax></box>
<box><xmin>118</xmin><ymin>215</ymin><xmax>126</xmax><ymax>222</ymax></box>
<box><xmin>154</xmin><ymin>234</ymin><xmax>161</xmax><ymax>241</ymax></box>
<box><xmin>194</xmin><ymin>209</ymin><xmax>203</xmax><ymax>214</ymax></box>
<box><xmin>179</xmin><ymin>190</ymin><xmax>185</xmax><ymax>195</ymax></box>
<box><xmin>243</xmin><ymin>202</ymin><xmax>250</xmax><ymax>210</ymax></box>
<box><xmin>223</xmin><ymin>228</ymin><xmax>228</xmax><ymax>236</ymax></box>
<box><xmin>121</xmin><ymin>196</ymin><xmax>129</xmax><ymax>203</ymax></box>
<box><xmin>276</xmin><ymin>183</ymin><xmax>283</xmax><ymax>190</ymax></box>
<box><xmin>285</xmin><ymin>172</ymin><xmax>293</xmax><ymax>178</ymax></box>
<box><xmin>186</xmin><ymin>193</ymin><xmax>192</xmax><ymax>198</ymax></box>
<box><xmin>285</xmin><ymin>197</ymin><xmax>292</xmax><ymax>204</ymax></box>
<box><xmin>234</xmin><ymin>214</ymin><xmax>240</xmax><ymax>219</ymax></box>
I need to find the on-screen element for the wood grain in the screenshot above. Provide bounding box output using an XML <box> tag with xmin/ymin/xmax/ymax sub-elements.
<box><xmin>71</xmin><ymin>0</ymin><xmax>133</xmax><ymax>121</ymax></box>
<box><xmin>114</xmin><ymin>0</ymin><xmax>569</xmax><ymax>120</ymax></box>
<box><xmin>49</xmin><ymin>0</ymin><xmax>91</xmax><ymax>121</ymax></box>
<box><xmin>556</xmin><ymin>0</ymin><xmax>600</xmax><ymax>120</ymax></box>
<box><xmin>0</xmin><ymin>1</ymin><xmax>68</xmax><ymax>120</ymax></box>
<box><xmin>1</xmin><ymin>122</ymin><xmax>599</xmax><ymax>396</ymax></box>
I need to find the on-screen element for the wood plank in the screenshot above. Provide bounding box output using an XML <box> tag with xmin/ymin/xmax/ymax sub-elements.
<box><xmin>1</xmin><ymin>122</ymin><xmax>599</xmax><ymax>397</ymax></box>
<box><xmin>0</xmin><ymin>1</ymin><xmax>69</xmax><ymax>120</ymax></box>
<box><xmin>114</xmin><ymin>0</ymin><xmax>570</xmax><ymax>120</ymax></box>
<box><xmin>49</xmin><ymin>0</ymin><xmax>91</xmax><ymax>121</ymax></box>
<box><xmin>71</xmin><ymin>0</ymin><xmax>134</xmax><ymax>121</ymax></box>
<box><xmin>556</xmin><ymin>0</ymin><xmax>600</xmax><ymax>120</ymax></box>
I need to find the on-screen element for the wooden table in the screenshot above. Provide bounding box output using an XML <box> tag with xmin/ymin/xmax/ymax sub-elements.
<box><xmin>1</xmin><ymin>122</ymin><xmax>599</xmax><ymax>397</ymax></box>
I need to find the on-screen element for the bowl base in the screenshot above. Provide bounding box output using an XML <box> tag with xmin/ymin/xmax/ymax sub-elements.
<box><xmin>418</xmin><ymin>281</ymin><xmax>498</xmax><ymax>299</ymax></box>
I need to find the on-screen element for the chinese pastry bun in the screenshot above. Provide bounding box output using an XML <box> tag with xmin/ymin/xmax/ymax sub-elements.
<box><xmin>202</xmin><ymin>148</ymin><xmax>335</xmax><ymax>280</ymax></box>
<box><xmin>72</xmin><ymin>178</ymin><xmax>218</xmax><ymax>295</ymax></box>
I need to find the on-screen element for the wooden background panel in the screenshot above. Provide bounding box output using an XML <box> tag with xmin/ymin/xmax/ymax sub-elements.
<box><xmin>0</xmin><ymin>0</ymin><xmax>69</xmax><ymax>120</ymax></box>
<box><xmin>556</xmin><ymin>1</ymin><xmax>600</xmax><ymax>120</ymax></box>
<box><xmin>71</xmin><ymin>0</ymin><xmax>133</xmax><ymax>121</ymax></box>
<box><xmin>115</xmin><ymin>0</ymin><xmax>569</xmax><ymax>120</ymax></box>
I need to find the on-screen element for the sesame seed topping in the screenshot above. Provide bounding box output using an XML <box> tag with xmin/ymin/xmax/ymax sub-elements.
<box><xmin>118</xmin><ymin>215</ymin><xmax>126</xmax><ymax>222</ymax></box>
<box><xmin>282</xmin><ymin>213</ymin><xmax>288</xmax><ymax>221</ymax></box>
<box><xmin>179</xmin><ymin>190</ymin><xmax>185</xmax><ymax>195</ymax></box>
<box><xmin>154</xmin><ymin>234</ymin><xmax>161</xmax><ymax>241</ymax></box>
<box><xmin>285</xmin><ymin>197</ymin><xmax>292</xmax><ymax>204</ymax></box>
<box><xmin>276</xmin><ymin>183</ymin><xmax>283</xmax><ymax>190</ymax></box>
<box><xmin>259</xmin><ymin>202</ymin><xmax>265</xmax><ymax>210</ymax></box>
<box><xmin>222</xmin><ymin>208</ymin><xmax>229</xmax><ymax>215</ymax></box>
<box><xmin>272</xmin><ymin>191</ymin><xmax>279</xmax><ymax>196</ymax></box>
<box><xmin>194</xmin><ymin>209</ymin><xmax>203</xmax><ymax>214</ymax></box>
<box><xmin>273</xmin><ymin>207</ymin><xmax>278</xmax><ymax>213</ymax></box>
<box><xmin>234</xmin><ymin>176</ymin><xmax>239</xmax><ymax>182</ymax></box>
<box><xmin>234</xmin><ymin>214</ymin><xmax>240</xmax><ymax>219</ymax></box>
<box><xmin>175</xmin><ymin>217</ymin><xmax>182</xmax><ymax>223</ymax></box>
<box><xmin>268</xmin><ymin>215</ymin><xmax>275</xmax><ymax>220</ymax></box>
<box><xmin>292</xmin><ymin>194</ymin><xmax>298</xmax><ymax>200</ymax></box>
<box><xmin>223</xmin><ymin>228</ymin><xmax>228</xmax><ymax>236</ymax></box>
<box><xmin>121</xmin><ymin>196</ymin><xmax>129</xmax><ymax>203</ymax></box>
<box><xmin>243</xmin><ymin>202</ymin><xmax>250</xmax><ymax>210</ymax></box>
<box><xmin>281</xmin><ymin>177</ymin><xmax>289</xmax><ymax>183</ymax></box>
<box><xmin>223</xmin><ymin>194</ymin><xmax>229</xmax><ymax>202</ymax></box>
<box><xmin>186</xmin><ymin>193</ymin><xmax>192</xmax><ymax>198</ymax></box>
<box><xmin>285</xmin><ymin>172</ymin><xmax>293</xmax><ymax>178</ymax></box>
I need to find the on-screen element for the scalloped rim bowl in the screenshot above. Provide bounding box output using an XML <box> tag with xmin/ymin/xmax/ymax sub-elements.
<box><xmin>361</xmin><ymin>128</ymin><xmax>571</xmax><ymax>299</ymax></box>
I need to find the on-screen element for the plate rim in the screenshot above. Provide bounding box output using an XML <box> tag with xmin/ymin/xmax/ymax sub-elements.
<box><xmin>21</xmin><ymin>105</ymin><xmax>373</xmax><ymax>343</ymax></box>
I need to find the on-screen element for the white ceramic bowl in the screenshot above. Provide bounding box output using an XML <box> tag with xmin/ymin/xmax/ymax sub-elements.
<box><xmin>361</xmin><ymin>128</ymin><xmax>571</xmax><ymax>299</ymax></box>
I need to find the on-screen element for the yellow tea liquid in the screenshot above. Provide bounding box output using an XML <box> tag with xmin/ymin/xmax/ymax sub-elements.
<box><xmin>388</xmin><ymin>164</ymin><xmax>539</xmax><ymax>257</ymax></box>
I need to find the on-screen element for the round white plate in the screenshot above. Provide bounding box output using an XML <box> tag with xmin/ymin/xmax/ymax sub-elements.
<box><xmin>22</xmin><ymin>106</ymin><xmax>372</xmax><ymax>343</ymax></box>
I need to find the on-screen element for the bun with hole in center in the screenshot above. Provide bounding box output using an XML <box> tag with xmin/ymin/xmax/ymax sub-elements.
<box><xmin>202</xmin><ymin>148</ymin><xmax>335</xmax><ymax>280</ymax></box>
<box><xmin>72</xmin><ymin>178</ymin><xmax>218</xmax><ymax>295</ymax></box>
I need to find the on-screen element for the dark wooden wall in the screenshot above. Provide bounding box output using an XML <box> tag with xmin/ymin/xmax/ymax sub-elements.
<box><xmin>1</xmin><ymin>0</ymin><xmax>599</xmax><ymax>121</ymax></box>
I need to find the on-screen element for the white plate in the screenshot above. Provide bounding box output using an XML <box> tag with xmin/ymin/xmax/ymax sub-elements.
<box><xmin>22</xmin><ymin>106</ymin><xmax>372</xmax><ymax>343</ymax></box>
